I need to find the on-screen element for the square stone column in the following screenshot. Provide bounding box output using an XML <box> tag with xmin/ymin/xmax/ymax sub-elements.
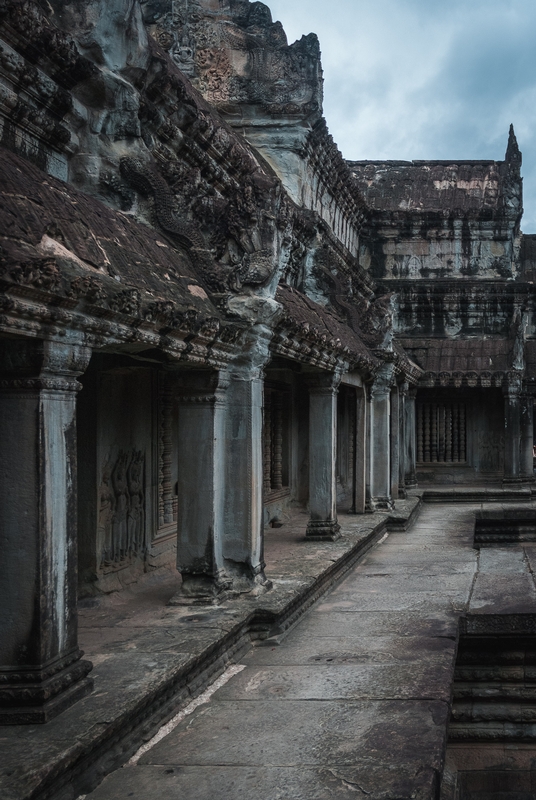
<box><xmin>221</xmin><ymin>353</ymin><xmax>272</xmax><ymax>595</ymax></box>
<box><xmin>503</xmin><ymin>378</ymin><xmax>522</xmax><ymax>483</ymax></box>
<box><xmin>305</xmin><ymin>372</ymin><xmax>341</xmax><ymax>540</ymax></box>
<box><xmin>170</xmin><ymin>371</ymin><xmax>230</xmax><ymax>606</ymax></box>
<box><xmin>0</xmin><ymin>339</ymin><xmax>93</xmax><ymax>724</ymax></box>
<box><xmin>520</xmin><ymin>391</ymin><xmax>534</xmax><ymax>482</ymax></box>
<box><xmin>404</xmin><ymin>386</ymin><xmax>418</xmax><ymax>489</ymax></box>
<box><xmin>398</xmin><ymin>382</ymin><xmax>408</xmax><ymax>498</ymax></box>
<box><xmin>353</xmin><ymin>387</ymin><xmax>367</xmax><ymax>513</ymax></box>
<box><xmin>369</xmin><ymin>365</ymin><xmax>395</xmax><ymax>511</ymax></box>
<box><xmin>390</xmin><ymin>385</ymin><xmax>400</xmax><ymax>501</ymax></box>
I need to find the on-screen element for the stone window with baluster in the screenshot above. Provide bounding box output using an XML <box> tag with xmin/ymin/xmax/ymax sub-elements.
<box><xmin>416</xmin><ymin>401</ymin><xmax>467</xmax><ymax>463</ymax></box>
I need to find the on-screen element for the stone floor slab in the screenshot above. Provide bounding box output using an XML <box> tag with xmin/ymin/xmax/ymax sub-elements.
<box><xmin>247</xmin><ymin>634</ymin><xmax>456</xmax><ymax>667</ymax></box>
<box><xmin>216</xmin><ymin>663</ymin><xmax>453</xmax><ymax>701</ymax></box>
<box><xmin>140</xmin><ymin>698</ymin><xmax>448</xmax><ymax>769</ymax></box>
<box><xmin>87</xmin><ymin>764</ymin><xmax>440</xmax><ymax>800</ymax></box>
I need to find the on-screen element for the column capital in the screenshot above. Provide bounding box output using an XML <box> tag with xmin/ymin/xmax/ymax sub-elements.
<box><xmin>0</xmin><ymin>340</ymin><xmax>91</xmax><ymax>393</ymax></box>
<box><xmin>503</xmin><ymin>371</ymin><xmax>523</xmax><ymax>397</ymax></box>
<box><xmin>174</xmin><ymin>369</ymin><xmax>229</xmax><ymax>406</ymax></box>
<box><xmin>370</xmin><ymin>363</ymin><xmax>396</xmax><ymax>397</ymax></box>
<box><xmin>304</xmin><ymin>371</ymin><xmax>342</xmax><ymax>395</ymax></box>
<box><xmin>398</xmin><ymin>380</ymin><xmax>410</xmax><ymax>398</ymax></box>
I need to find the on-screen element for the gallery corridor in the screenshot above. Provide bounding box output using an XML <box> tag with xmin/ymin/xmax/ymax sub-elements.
<box><xmin>82</xmin><ymin>500</ymin><xmax>536</xmax><ymax>800</ymax></box>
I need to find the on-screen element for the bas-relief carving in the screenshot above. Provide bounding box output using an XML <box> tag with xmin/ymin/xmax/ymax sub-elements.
<box><xmin>141</xmin><ymin>0</ymin><xmax>322</xmax><ymax>116</ymax></box>
<box><xmin>99</xmin><ymin>449</ymin><xmax>146</xmax><ymax>567</ymax></box>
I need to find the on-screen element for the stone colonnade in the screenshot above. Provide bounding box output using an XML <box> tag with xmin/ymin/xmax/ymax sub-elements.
<box><xmin>0</xmin><ymin>334</ymin><xmax>418</xmax><ymax>723</ymax></box>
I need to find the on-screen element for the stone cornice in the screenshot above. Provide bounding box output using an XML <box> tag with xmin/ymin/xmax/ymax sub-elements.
<box><xmin>0</xmin><ymin>283</ymin><xmax>236</xmax><ymax>369</ymax></box>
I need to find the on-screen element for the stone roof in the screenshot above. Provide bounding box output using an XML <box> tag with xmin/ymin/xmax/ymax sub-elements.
<box><xmin>348</xmin><ymin>160</ymin><xmax>505</xmax><ymax>214</ymax></box>
<box><xmin>275</xmin><ymin>284</ymin><xmax>378</xmax><ymax>369</ymax></box>
<box><xmin>398</xmin><ymin>337</ymin><xmax>512</xmax><ymax>373</ymax></box>
<box><xmin>0</xmin><ymin>147</ymin><xmax>222</xmax><ymax>324</ymax></box>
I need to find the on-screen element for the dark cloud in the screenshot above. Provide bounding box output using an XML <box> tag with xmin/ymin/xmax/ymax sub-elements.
<box><xmin>267</xmin><ymin>0</ymin><xmax>536</xmax><ymax>231</ymax></box>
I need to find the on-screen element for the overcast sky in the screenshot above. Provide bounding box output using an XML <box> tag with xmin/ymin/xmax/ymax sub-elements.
<box><xmin>267</xmin><ymin>0</ymin><xmax>536</xmax><ymax>232</ymax></box>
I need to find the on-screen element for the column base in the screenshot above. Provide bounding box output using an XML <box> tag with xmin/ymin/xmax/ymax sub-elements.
<box><xmin>224</xmin><ymin>565</ymin><xmax>273</xmax><ymax>598</ymax></box>
<box><xmin>170</xmin><ymin>569</ymin><xmax>273</xmax><ymax>605</ymax></box>
<box><xmin>168</xmin><ymin>573</ymin><xmax>233</xmax><ymax>607</ymax></box>
<box><xmin>305</xmin><ymin>520</ymin><xmax>341</xmax><ymax>541</ymax></box>
<box><xmin>398</xmin><ymin>488</ymin><xmax>408</xmax><ymax>499</ymax></box>
<box><xmin>368</xmin><ymin>496</ymin><xmax>395</xmax><ymax>511</ymax></box>
<box><xmin>0</xmin><ymin>652</ymin><xmax>93</xmax><ymax>725</ymax></box>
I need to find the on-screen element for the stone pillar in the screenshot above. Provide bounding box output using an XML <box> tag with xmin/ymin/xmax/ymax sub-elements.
<box><xmin>405</xmin><ymin>386</ymin><xmax>418</xmax><ymax>489</ymax></box>
<box><xmin>353</xmin><ymin>387</ymin><xmax>367</xmax><ymax>513</ymax></box>
<box><xmin>170</xmin><ymin>371</ymin><xmax>229</xmax><ymax>605</ymax></box>
<box><xmin>305</xmin><ymin>372</ymin><xmax>341</xmax><ymax>540</ymax></box>
<box><xmin>504</xmin><ymin>378</ymin><xmax>522</xmax><ymax>483</ymax></box>
<box><xmin>390</xmin><ymin>384</ymin><xmax>400</xmax><ymax>501</ymax></box>
<box><xmin>520</xmin><ymin>391</ymin><xmax>534</xmax><ymax>482</ymax></box>
<box><xmin>398</xmin><ymin>382</ymin><xmax>408</xmax><ymax>498</ymax></box>
<box><xmin>0</xmin><ymin>339</ymin><xmax>93</xmax><ymax>724</ymax></box>
<box><xmin>370</xmin><ymin>365</ymin><xmax>395</xmax><ymax>510</ymax></box>
<box><xmin>221</xmin><ymin>340</ymin><xmax>272</xmax><ymax>595</ymax></box>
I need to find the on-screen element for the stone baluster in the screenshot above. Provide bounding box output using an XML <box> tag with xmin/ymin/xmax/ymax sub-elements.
<box><xmin>438</xmin><ymin>404</ymin><xmax>446</xmax><ymax>462</ymax></box>
<box><xmin>417</xmin><ymin>401</ymin><xmax>424</xmax><ymax>463</ymax></box>
<box><xmin>445</xmin><ymin>405</ymin><xmax>452</xmax><ymax>462</ymax></box>
<box><xmin>272</xmin><ymin>392</ymin><xmax>284</xmax><ymax>491</ymax></box>
<box><xmin>460</xmin><ymin>404</ymin><xmax>466</xmax><ymax>461</ymax></box>
<box><xmin>453</xmin><ymin>404</ymin><xmax>459</xmax><ymax>462</ymax></box>
<box><xmin>431</xmin><ymin>403</ymin><xmax>438</xmax><ymax>462</ymax></box>
<box><xmin>161</xmin><ymin>380</ymin><xmax>174</xmax><ymax>526</ymax></box>
<box><xmin>0</xmin><ymin>339</ymin><xmax>93</xmax><ymax>723</ymax></box>
<box><xmin>305</xmin><ymin>371</ymin><xmax>342</xmax><ymax>539</ymax></box>
<box><xmin>424</xmin><ymin>403</ymin><xmax>431</xmax><ymax>462</ymax></box>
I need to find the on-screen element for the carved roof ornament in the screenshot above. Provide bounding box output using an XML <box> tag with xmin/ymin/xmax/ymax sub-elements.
<box><xmin>505</xmin><ymin>124</ymin><xmax>522</xmax><ymax>166</ymax></box>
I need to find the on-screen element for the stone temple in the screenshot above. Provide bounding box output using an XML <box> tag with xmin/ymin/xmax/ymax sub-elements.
<box><xmin>2</xmin><ymin>2</ymin><xmax>536</xmax><ymax>799</ymax></box>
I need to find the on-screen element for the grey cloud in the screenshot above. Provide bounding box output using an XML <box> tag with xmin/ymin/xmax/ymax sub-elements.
<box><xmin>267</xmin><ymin>0</ymin><xmax>536</xmax><ymax>231</ymax></box>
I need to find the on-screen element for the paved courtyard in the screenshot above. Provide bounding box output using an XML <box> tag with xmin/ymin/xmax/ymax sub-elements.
<box><xmin>84</xmin><ymin>501</ymin><xmax>536</xmax><ymax>800</ymax></box>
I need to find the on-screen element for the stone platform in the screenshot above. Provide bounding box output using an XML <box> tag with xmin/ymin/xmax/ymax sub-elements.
<box><xmin>422</xmin><ymin>485</ymin><xmax>535</xmax><ymax>503</ymax></box>
<box><xmin>82</xmin><ymin>499</ymin><xmax>536</xmax><ymax>800</ymax></box>
<box><xmin>0</xmin><ymin>500</ymin><xmax>420</xmax><ymax>800</ymax></box>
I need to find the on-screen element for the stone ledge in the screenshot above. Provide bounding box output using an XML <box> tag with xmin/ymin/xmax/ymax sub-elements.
<box><xmin>422</xmin><ymin>487</ymin><xmax>533</xmax><ymax>503</ymax></box>
<box><xmin>0</xmin><ymin>497</ymin><xmax>421</xmax><ymax>800</ymax></box>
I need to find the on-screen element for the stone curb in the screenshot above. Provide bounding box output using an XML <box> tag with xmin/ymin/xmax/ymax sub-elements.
<box><xmin>1</xmin><ymin>496</ymin><xmax>422</xmax><ymax>800</ymax></box>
